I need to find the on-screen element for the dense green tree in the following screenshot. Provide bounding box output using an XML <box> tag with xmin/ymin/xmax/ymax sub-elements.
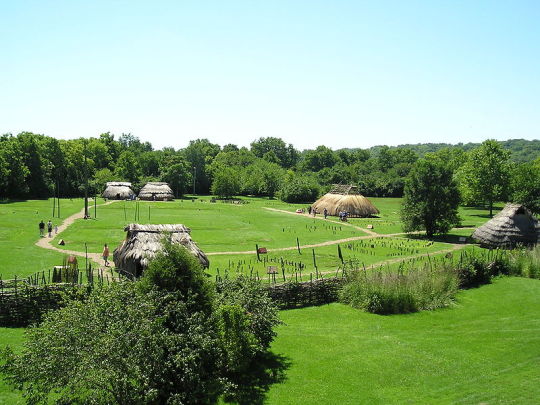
<box><xmin>183</xmin><ymin>139</ymin><xmax>221</xmax><ymax>194</ymax></box>
<box><xmin>250</xmin><ymin>137</ymin><xmax>299</xmax><ymax>168</ymax></box>
<box><xmin>114</xmin><ymin>151</ymin><xmax>141</xmax><ymax>184</ymax></box>
<box><xmin>160</xmin><ymin>156</ymin><xmax>192</xmax><ymax>197</ymax></box>
<box><xmin>401</xmin><ymin>159</ymin><xmax>460</xmax><ymax>237</ymax></box>
<box><xmin>457</xmin><ymin>139</ymin><xmax>512</xmax><ymax>216</ymax></box>
<box><xmin>511</xmin><ymin>159</ymin><xmax>540</xmax><ymax>214</ymax></box>
<box><xmin>0</xmin><ymin>135</ymin><xmax>30</xmax><ymax>197</ymax></box>
<box><xmin>211</xmin><ymin>167</ymin><xmax>241</xmax><ymax>198</ymax></box>
<box><xmin>91</xmin><ymin>168</ymin><xmax>116</xmax><ymax>195</ymax></box>
<box><xmin>118</xmin><ymin>133</ymin><xmax>152</xmax><ymax>154</ymax></box>
<box><xmin>299</xmin><ymin>145</ymin><xmax>339</xmax><ymax>172</ymax></box>
<box><xmin>240</xmin><ymin>159</ymin><xmax>285</xmax><ymax>197</ymax></box>
<box><xmin>279</xmin><ymin>172</ymin><xmax>320</xmax><ymax>203</ymax></box>
<box><xmin>139</xmin><ymin>151</ymin><xmax>161</xmax><ymax>177</ymax></box>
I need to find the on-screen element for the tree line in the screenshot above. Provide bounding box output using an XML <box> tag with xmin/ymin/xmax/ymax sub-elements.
<box><xmin>0</xmin><ymin>132</ymin><xmax>538</xmax><ymax>213</ymax></box>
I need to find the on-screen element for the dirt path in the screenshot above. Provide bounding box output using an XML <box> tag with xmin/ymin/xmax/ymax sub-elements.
<box><xmin>263</xmin><ymin>207</ymin><xmax>380</xmax><ymax>236</ymax></box>
<box><xmin>34</xmin><ymin>201</ymin><xmax>473</xmax><ymax>275</ymax></box>
<box><xmin>35</xmin><ymin>200</ymin><xmax>118</xmax><ymax>267</ymax></box>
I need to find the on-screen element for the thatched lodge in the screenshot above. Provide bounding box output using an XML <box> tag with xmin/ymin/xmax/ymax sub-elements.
<box><xmin>113</xmin><ymin>224</ymin><xmax>209</xmax><ymax>278</ymax></box>
<box><xmin>311</xmin><ymin>184</ymin><xmax>379</xmax><ymax>218</ymax></box>
<box><xmin>102</xmin><ymin>182</ymin><xmax>135</xmax><ymax>200</ymax></box>
<box><xmin>138</xmin><ymin>182</ymin><xmax>174</xmax><ymax>201</ymax></box>
<box><xmin>472</xmin><ymin>203</ymin><xmax>540</xmax><ymax>248</ymax></box>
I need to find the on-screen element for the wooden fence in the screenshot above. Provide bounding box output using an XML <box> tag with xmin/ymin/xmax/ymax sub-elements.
<box><xmin>266</xmin><ymin>277</ymin><xmax>346</xmax><ymax>310</ymax></box>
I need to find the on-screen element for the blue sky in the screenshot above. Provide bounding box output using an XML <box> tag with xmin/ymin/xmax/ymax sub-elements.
<box><xmin>1</xmin><ymin>1</ymin><xmax>539</xmax><ymax>150</ymax></box>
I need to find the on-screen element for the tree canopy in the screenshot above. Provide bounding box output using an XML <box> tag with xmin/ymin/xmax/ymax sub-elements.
<box><xmin>400</xmin><ymin>158</ymin><xmax>461</xmax><ymax>237</ymax></box>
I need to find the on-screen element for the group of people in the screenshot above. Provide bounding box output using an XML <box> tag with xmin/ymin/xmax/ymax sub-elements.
<box><xmin>307</xmin><ymin>206</ymin><xmax>330</xmax><ymax>219</ymax></box>
<box><xmin>338</xmin><ymin>211</ymin><xmax>349</xmax><ymax>221</ymax></box>
<box><xmin>38</xmin><ymin>220</ymin><xmax>111</xmax><ymax>267</ymax></box>
<box><xmin>38</xmin><ymin>220</ymin><xmax>56</xmax><ymax>237</ymax></box>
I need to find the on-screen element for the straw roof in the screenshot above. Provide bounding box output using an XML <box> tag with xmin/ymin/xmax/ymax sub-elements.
<box><xmin>138</xmin><ymin>182</ymin><xmax>174</xmax><ymax>201</ymax></box>
<box><xmin>472</xmin><ymin>203</ymin><xmax>540</xmax><ymax>248</ymax></box>
<box><xmin>311</xmin><ymin>184</ymin><xmax>379</xmax><ymax>218</ymax></box>
<box><xmin>113</xmin><ymin>224</ymin><xmax>209</xmax><ymax>278</ymax></box>
<box><xmin>102</xmin><ymin>182</ymin><xmax>135</xmax><ymax>199</ymax></box>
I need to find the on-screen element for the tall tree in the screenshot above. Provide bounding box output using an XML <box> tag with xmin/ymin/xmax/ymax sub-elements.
<box><xmin>511</xmin><ymin>159</ymin><xmax>540</xmax><ymax>214</ymax></box>
<box><xmin>299</xmin><ymin>145</ymin><xmax>339</xmax><ymax>172</ymax></box>
<box><xmin>250</xmin><ymin>137</ymin><xmax>299</xmax><ymax>168</ymax></box>
<box><xmin>401</xmin><ymin>159</ymin><xmax>460</xmax><ymax>237</ymax></box>
<box><xmin>457</xmin><ymin>140</ymin><xmax>511</xmax><ymax>216</ymax></box>
<box><xmin>183</xmin><ymin>139</ymin><xmax>221</xmax><ymax>194</ymax></box>
<box><xmin>114</xmin><ymin>151</ymin><xmax>141</xmax><ymax>184</ymax></box>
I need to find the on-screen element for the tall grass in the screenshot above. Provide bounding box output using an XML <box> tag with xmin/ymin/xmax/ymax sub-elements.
<box><xmin>507</xmin><ymin>245</ymin><xmax>540</xmax><ymax>279</ymax></box>
<box><xmin>340</xmin><ymin>245</ymin><xmax>540</xmax><ymax>315</ymax></box>
<box><xmin>339</xmin><ymin>263</ymin><xmax>459</xmax><ymax>315</ymax></box>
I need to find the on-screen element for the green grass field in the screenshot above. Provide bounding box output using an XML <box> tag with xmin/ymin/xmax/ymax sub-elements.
<box><xmin>2</xmin><ymin>278</ymin><xmax>538</xmax><ymax>404</ymax></box>
<box><xmin>0</xmin><ymin>196</ymin><xmax>500</xmax><ymax>280</ymax></box>
<box><xmin>0</xmin><ymin>199</ymin><xmax>86</xmax><ymax>278</ymax></box>
<box><xmin>0</xmin><ymin>197</ymin><xmax>533</xmax><ymax>404</ymax></box>
<box><xmin>266</xmin><ymin>277</ymin><xmax>540</xmax><ymax>404</ymax></box>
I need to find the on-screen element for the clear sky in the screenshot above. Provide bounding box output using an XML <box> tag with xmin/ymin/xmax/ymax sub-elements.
<box><xmin>1</xmin><ymin>0</ymin><xmax>539</xmax><ymax>150</ymax></box>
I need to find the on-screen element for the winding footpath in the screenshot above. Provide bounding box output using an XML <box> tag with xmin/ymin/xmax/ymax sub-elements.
<box><xmin>34</xmin><ymin>201</ymin><xmax>471</xmax><ymax>272</ymax></box>
<box><xmin>35</xmin><ymin>200</ymin><xmax>118</xmax><ymax>267</ymax></box>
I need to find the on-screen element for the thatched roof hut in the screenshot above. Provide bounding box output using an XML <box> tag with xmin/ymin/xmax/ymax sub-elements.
<box><xmin>312</xmin><ymin>184</ymin><xmax>379</xmax><ymax>218</ymax></box>
<box><xmin>138</xmin><ymin>182</ymin><xmax>174</xmax><ymax>201</ymax></box>
<box><xmin>472</xmin><ymin>203</ymin><xmax>540</xmax><ymax>248</ymax></box>
<box><xmin>102</xmin><ymin>182</ymin><xmax>135</xmax><ymax>200</ymax></box>
<box><xmin>113</xmin><ymin>224</ymin><xmax>209</xmax><ymax>278</ymax></box>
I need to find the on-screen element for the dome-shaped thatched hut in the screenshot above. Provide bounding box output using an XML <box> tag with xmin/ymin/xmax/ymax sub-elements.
<box><xmin>102</xmin><ymin>182</ymin><xmax>135</xmax><ymax>200</ymax></box>
<box><xmin>472</xmin><ymin>203</ymin><xmax>540</xmax><ymax>248</ymax></box>
<box><xmin>138</xmin><ymin>182</ymin><xmax>174</xmax><ymax>201</ymax></box>
<box><xmin>311</xmin><ymin>184</ymin><xmax>379</xmax><ymax>218</ymax></box>
<box><xmin>113</xmin><ymin>224</ymin><xmax>209</xmax><ymax>278</ymax></box>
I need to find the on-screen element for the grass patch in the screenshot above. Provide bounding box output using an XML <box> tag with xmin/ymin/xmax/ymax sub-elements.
<box><xmin>267</xmin><ymin>277</ymin><xmax>540</xmax><ymax>404</ymax></box>
<box><xmin>0</xmin><ymin>199</ymin><xmax>85</xmax><ymax>278</ymax></box>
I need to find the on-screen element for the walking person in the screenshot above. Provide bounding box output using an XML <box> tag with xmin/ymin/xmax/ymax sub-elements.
<box><xmin>47</xmin><ymin>220</ymin><xmax>53</xmax><ymax>237</ymax></box>
<box><xmin>102</xmin><ymin>244</ymin><xmax>110</xmax><ymax>267</ymax></box>
<box><xmin>39</xmin><ymin>220</ymin><xmax>45</xmax><ymax>237</ymax></box>
<box><xmin>323</xmin><ymin>207</ymin><xmax>328</xmax><ymax>219</ymax></box>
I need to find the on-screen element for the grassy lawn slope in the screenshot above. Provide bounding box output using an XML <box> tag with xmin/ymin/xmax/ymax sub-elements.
<box><xmin>267</xmin><ymin>277</ymin><xmax>540</xmax><ymax>404</ymax></box>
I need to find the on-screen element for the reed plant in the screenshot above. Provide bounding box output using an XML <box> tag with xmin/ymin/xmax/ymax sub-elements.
<box><xmin>339</xmin><ymin>262</ymin><xmax>459</xmax><ymax>315</ymax></box>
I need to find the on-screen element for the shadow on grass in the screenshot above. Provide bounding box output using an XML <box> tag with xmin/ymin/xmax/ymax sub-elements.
<box><xmin>223</xmin><ymin>351</ymin><xmax>291</xmax><ymax>405</ymax></box>
<box><xmin>408</xmin><ymin>233</ymin><xmax>474</xmax><ymax>244</ymax></box>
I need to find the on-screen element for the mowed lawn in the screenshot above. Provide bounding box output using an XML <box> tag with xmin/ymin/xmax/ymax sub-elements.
<box><xmin>54</xmin><ymin>198</ymin><xmax>369</xmax><ymax>257</ymax></box>
<box><xmin>0</xmin><ymin>199</ymin><xmax>85</xmax><ymax>278</ymax></box>
<box><xmin>2</xmin><ymin>278</ymin><xmax>538</xmax><ymax>404</ymax></box>
<box><xmin>267</xmin><ymin>277</ymin><xmax>540</xmax><ymax>405</ymax></box>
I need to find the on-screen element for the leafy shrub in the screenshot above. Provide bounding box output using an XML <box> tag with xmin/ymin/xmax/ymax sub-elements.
<box><xmin>2</xmin><ymin>243</ymin><xmax>282</xmax><ymax>405</ymax></box>
<box><xmin>215</xmin><ymin>276</ymin><xmax>281</xmax><ymax>351</ymax></box>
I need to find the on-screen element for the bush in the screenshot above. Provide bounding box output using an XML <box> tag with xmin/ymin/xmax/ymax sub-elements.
<box><xmin>339</xmin><ymin>264</ymin><xmax>459</xmax><ymax>315</ymax></box>
<box><xmin>2</xmin><ymin>243</ymin><xmax>282</xmax><ymax>404</ymax></box>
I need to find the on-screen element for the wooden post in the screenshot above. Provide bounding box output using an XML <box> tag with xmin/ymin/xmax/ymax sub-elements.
<box><xmin>338</xmin><ymin>244</ymin><xmax>344</xmax><ymax>264</ymax></box>
<box><xmin>296</xmin><ymin>237</ymin><xmax>301</xmax><ymax>254</ymax></box>
<box><xmin>255</xmin><ymin>244</ymin><xmax>260</xmax><ymax>261</ymax></box>
<box><xmin>312</xmin><ymin>249</ymin><xmax>317</xmax><ymax>271</ymax></box>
